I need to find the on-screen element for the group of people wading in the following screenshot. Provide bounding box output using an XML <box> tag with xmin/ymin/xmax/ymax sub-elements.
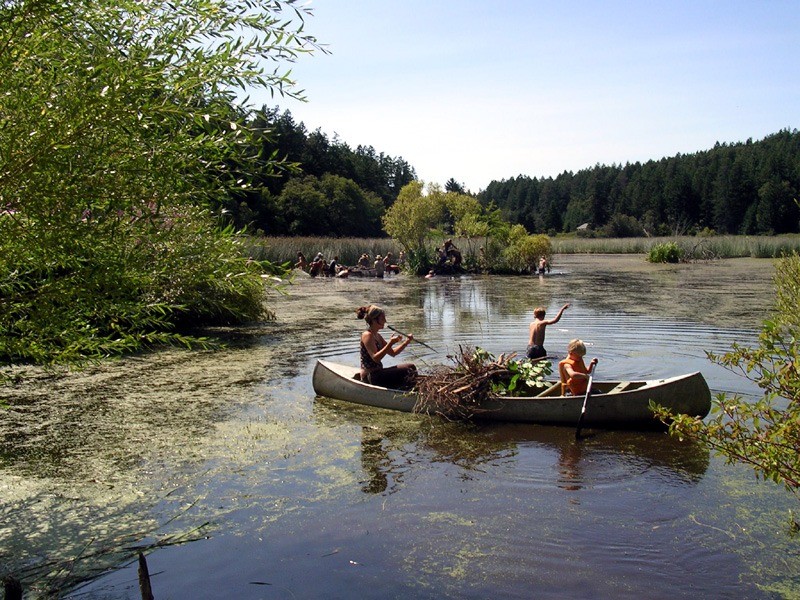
<box><xmin>355</xmin><ymin>301</ymin><xmax>596</xmax><ymax>396</ymax></box>
<box><xmin>295</xmin><ymin>251</ymin><xmax>403</xmax><ymax>278</ymax></box>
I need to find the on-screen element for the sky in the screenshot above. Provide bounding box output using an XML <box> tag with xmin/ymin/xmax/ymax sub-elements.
<box><xmin>251</xmin><ymin>1</ymin><xmax>800</xmax><ymax>193</ymax></box>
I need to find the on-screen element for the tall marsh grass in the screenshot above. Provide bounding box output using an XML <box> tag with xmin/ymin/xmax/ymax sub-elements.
<box><xmin>552</xmin><ymin>235</ymin><xmax>800</xmax><ymax>259</ymax></box>
<box><xmin>245</xmin><ymin>236</ymin><xmax>402</xmax><ymax>267</ymax></box>
<box><xmin>245</xmin><ymin>234</ymin><xmax>800</xmax><ymax>266</ymax></box>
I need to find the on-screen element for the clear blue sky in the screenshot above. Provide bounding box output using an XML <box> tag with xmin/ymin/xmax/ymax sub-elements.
<box><xmin>252</xmin><ymin>1</ymin><xmax>800</xmax><ymax>193</ymax></box>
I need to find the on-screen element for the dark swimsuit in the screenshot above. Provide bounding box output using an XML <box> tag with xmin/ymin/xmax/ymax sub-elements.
<box><xmin>360</xmin><ymin>336</ymin><xmax>417</xmax><ymax>389</ymax></box>
<box><xmin>361</xmin><ymin>338</ymin><xmax>385</xmax><ymax>371</ymax></box>
<box><xmin>526</xmin><ymin>344</ymin><xmax>546</xmax><ymax>359</ymax></box>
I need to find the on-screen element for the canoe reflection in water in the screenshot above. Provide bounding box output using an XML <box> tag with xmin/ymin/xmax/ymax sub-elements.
<box><xmin>312</xmin><ymin>397</ymin><xmax>710</xmax><ymax>496</ymax></box>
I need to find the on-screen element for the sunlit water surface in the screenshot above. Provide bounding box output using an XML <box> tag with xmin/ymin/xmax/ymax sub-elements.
<box><xmin>2</xmin><ymin>255</ymin><xmax>798</xmax><ymax>599</ymax></box>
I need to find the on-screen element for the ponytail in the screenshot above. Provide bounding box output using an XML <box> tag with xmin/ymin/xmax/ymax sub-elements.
<box><xmin>356</xmin><ymin>304</ymin><xmax>384</xmax><ymax>325</ymax></box>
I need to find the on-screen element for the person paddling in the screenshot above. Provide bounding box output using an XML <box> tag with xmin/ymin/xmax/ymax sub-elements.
<box><xmin>357</xmin><ymin>304</ymin><xmax>417</xmax><ymax>389</ymax></box>
<box><xmin>560</xmin><ymin>338</ymin><xmax>598</xmax><ymax>395</ymax></box>
<box><xmin>527</xmin><ymin>303</ymin><xmax>570</xmax><ymax>359</ymax></box>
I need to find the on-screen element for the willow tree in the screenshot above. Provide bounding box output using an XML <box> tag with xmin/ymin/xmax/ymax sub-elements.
<box><xmin>382</xmin><ymin>181</ymin><xmax>447</xmax><ymax>273</ymax></box>
<box><xmin>0</xmin><ymin>0</ymin><xmax>324</xmax><ymax>365</ymax></box>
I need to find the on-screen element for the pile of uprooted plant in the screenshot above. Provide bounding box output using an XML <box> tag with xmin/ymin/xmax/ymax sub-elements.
<box><xmin>414</xmin><ymin>347</ymin><xmax>552</xmax><ymax>420</ymax></box>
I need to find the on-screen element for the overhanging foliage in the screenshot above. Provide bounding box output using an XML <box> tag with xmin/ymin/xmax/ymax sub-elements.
<box><xmin>0</xmin><ymin>0</ymin><xmax>323</xmax><ymax>366</ymax></box>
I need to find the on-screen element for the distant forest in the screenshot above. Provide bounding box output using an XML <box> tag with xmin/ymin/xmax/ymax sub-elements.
<box><xmin>222</xmin><ymin>110</ymin><xmax>800</xmax><ymax>237</ymax></box>
<box><xmin>479</xmin><ymin>129</ymin><xmax>800</xmax><ymax>236</ymax></box>
<box><xmin>219</xmin><ymin>107</ymin><xmax>416</xmax><ymax>237</ymax></box>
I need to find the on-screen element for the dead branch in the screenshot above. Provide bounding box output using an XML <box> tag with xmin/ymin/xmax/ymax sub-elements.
<box><xmin>413</xmin><ymin>346</ymin><xmax>517</xmax><ymax>420</ymax></box>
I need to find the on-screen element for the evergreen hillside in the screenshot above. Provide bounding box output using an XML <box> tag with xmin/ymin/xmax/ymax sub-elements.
<box><xmin>219</xmin><ymin>112</ymin><xmax>799</xmax><ymax>238</ymax></box>
<box><xmin>479</xmin><ymin>129</ymin><xmax>800</xmax><ymax>236</ymax></box>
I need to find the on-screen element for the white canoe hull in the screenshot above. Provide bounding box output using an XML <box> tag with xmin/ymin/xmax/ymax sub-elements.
<box><xmin>312</xmin><ymin>360</ymin><xmax>711</xmax><ymax>428</ymax></box>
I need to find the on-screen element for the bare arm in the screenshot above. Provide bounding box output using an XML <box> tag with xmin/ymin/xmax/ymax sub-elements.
<box><xmin>564</xmin><ymin>357</ymin><xmax>597</xmax><ymax>381</ymax></box>
<box><xmin>362</xmin><ymin>331</ymin><xmax>412</xmax><ymax>361</ymax></box>
<box><xmin>386</xmin><ymin>333</ymin><xmax>413</xmax><ymax>356</ymax></box>
<box><xmin>545</xmin><ymin>303</ymin><xmax>570</xmax><ymax>325</ymax></box>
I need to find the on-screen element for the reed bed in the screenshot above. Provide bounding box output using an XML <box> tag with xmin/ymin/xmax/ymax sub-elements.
<box><xmin>552</xmin><ymin>235</ymin><xmax>800</xmax><ymax>258</ymax></box>
<box><xmin>243</xmin><ymin>236</ymin><xmax>402</xmax><ymax>267</ymax></box>
<box><xmin>243</xmin><ymin>234</ymin><xmax>800</xmax><ymax>266</ymax></box>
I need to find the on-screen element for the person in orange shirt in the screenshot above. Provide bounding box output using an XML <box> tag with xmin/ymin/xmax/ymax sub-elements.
<box><xmin>560</xmin><ymin>339</ymin><xmax>598</xmax><ymax>395</ymax></box>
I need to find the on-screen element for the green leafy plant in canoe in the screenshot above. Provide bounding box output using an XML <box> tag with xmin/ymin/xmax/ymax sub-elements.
<box><xmin>466</xmin><ymin>348</ymin><xmax>553</xmax><ymax>395</ymax></box>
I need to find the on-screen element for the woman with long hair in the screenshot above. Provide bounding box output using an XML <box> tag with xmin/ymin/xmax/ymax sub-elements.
<box><xmin>356</xmin><ymin>304</ymin><xmax>417</xmax><ymax>389</ymax></box>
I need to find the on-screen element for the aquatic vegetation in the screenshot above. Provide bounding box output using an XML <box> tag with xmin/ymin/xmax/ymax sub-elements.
<box><xmin>656</xmin><ymin>252</ymin><xmax>800</xmax><ymax>514</ymax></box>
<box><xmin>647</xmin><ymin>241</ymin><xmax>684</xmax><ymax>263</ymax></box>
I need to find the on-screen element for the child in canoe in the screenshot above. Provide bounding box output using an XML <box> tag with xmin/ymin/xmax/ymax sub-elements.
<box><xmin>527</xmin><ymin>303</ymin><xmax>570</xmax><ymax>359</ymax></box>
<box><xmin>560</xmin><ymin>338</ymin><xmax>598</xmax><ymax>395</ymax></box>
<box><xmin>356</xmin><ymin>304</ymin><xmax>417</xmax><ymax>389</ymax></box>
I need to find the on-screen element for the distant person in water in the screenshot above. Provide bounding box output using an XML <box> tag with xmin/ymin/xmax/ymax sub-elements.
<box><xmin>308</xmin><ymin>253</ymin><xmax>324</xmax><ymax>277</ymax></box>
<box><xmin>443</xmin><ymin>238</ymin><xmax>462</xmax><ymax>266</ymax></box>
<box><xmin>538</xmin><ymin>256</ymin><xmax>550</xmax><ymax>275</ymax></box>
<box><xmin>295</xmin><ymin>251</ymin><xmax>307</xmax><ymax>271</ymax></box>
<box><xmin>358</xmin><ymin>253</ymin><xmax>371</xmax><ymax>269</ymax></box>
<box><xmin>384</xmin><ymin>252</ymin><xmax>400</xmax><ymax>274</ymax></box>
<box><xmin>526</xmin><ymin>303</ymin><xmax>570</xmax><ymax>360</ymax></box>
<box><xmin>356</xmin><ymin>304</ymin><xmax>417</xmax><ymax>389</ymax></box>
<box><xmin>560</xmin><ymin>338</ymin><xmax>597</xmax><ymax>395</ymax></box>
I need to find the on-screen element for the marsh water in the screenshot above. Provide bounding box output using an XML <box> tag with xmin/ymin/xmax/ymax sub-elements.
<box><xmin>2</xmin><ymin>254</ymin><xmax>799</xmax><ymax>599</ymax></box>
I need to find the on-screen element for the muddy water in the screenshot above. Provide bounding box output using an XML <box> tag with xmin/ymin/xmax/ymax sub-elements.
<box><xmin>2</xmin><ymin>255</ymin><xmax>798</xmax><ymax>598</ymax></box>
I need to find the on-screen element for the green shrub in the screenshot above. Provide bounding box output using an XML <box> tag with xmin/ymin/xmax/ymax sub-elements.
<box><xmin>0</xmin><ymin>0</ymin><xmax>318</xmax><ymax>366</ymax></box>
<box><xmin>647</xmin><ymin>242</ymin><xmax>683</xmax><ymax>263</ymax></box>
<box><xmin>655</xmin><ymin>253</ymin><xmax>800</xmax><ymax>508</ymax></box>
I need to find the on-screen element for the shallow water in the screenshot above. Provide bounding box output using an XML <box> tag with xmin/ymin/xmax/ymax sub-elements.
<box><xmin>2</xmin><ymin>254</ymin><xmax>798</xmax><ymax>598</ymax></box>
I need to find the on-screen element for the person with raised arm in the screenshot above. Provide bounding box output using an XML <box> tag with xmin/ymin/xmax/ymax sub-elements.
<box><xmin>527</xmin><ymin>303</ymin><xmax>570</xmax><ymax>359</ymax></box>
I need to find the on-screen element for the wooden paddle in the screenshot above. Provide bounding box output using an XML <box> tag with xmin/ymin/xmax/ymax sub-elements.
<box><xmin>575</xmin><ymin>362</ymin><xmax>597</xmax><ymax>439</ymax></box>
<box><xmin>386</xmin><ymin>324</ymin><xmax>436</xmax><ymax>352</ymax></box>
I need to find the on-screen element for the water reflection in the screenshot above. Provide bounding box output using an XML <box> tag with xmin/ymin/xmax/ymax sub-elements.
<box><xmin>313</xmin><ymin>397</ymin><xmax>709</xmax><ymax>497</ymax></box>
<box><xmin>312</xmin><ymin>398</ymin><xmax>517</xmax><ymax>496</ymax></box>
<box><xmin>377</xmin><ymin>267</ymin><xmax>765</xmax><ymax>391</ymax></box>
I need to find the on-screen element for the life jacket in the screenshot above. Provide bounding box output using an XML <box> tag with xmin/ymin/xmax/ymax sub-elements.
<box><xmin>559</xmin><ymin>353</ymin><xmax>589</xmax><ymax>395</ymax></box>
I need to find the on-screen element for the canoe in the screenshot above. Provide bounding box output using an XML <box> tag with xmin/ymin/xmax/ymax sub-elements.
<box><xmin>311</xmin><ymin>359</ymin><xmax>712</xmax><ymax>428</ymax></box>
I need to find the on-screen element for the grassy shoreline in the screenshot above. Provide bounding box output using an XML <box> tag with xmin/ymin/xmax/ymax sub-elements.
<box><xmin>246</xmin><ymin>234</ymin><xmax>800</xmax><ymax>265</ymax></box>
<box><xmin>552</xmin><ymin>234</ymin><xmax>800</xmax><ymax>258</ymax></box>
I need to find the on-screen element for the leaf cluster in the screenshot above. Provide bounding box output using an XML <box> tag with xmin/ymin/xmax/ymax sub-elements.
<box><xmin>382</xmin><ymin>182</ymin><xmax>552</xmax><ymax>275</ymax></box>
<box><xmin>647</xmin><ymin>242</ymin><xmax>684</xmax><ymax>263</ymax></box>
<box><xmin>0</xmin><ymin>0</ymin><xmax>317</xmax><ymax>367</ymax></box>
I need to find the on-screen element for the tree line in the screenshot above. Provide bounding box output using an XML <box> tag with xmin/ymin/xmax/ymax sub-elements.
<box><xmin>214</xmin><ymin>107</ymin><xmax>417</xmax><ymax>237</ymax></box>
<box><xmin>480</xmin><ymin>129</ymin><xmax>800</xmax><ymax>236</ymax></box>
<box><xmin>223</xmin><ymin>122</ymin><xmax>800</xmax><ymax>238</ymax></box>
